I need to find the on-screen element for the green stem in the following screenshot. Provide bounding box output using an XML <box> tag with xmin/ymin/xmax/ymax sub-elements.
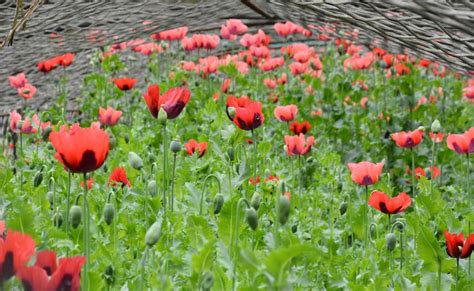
<box><xmin>365</xmin><ymin>185</ymin><xmax>369</xmax><ymax>250</ymax></box>
<box><xmin>251</xmin><ymin>130</ymin><xmax>257</xmax><ymax>192</ymax></box>
<box><xmin>65</xmin><ymin>171</ymin><xmax>71</xmax><ymax>253</ymax></box>
<box><xmin>199</xmin><ymin>174</ymin><xmax>222</xmax><ymax>215</ymax></box>
<box><xmin>411</xmin><ymin>148</ymin><xmax>416</xmax><ymax>198</ymax></box>
<box><xmin>170</xmin><ymin>154</ymin><xmax>177</xmax><ymax>212</ymax></box>
<box><xmin>232</xmin><ymin>198</ymin><xmax>250</xmax><ymax>291</ymax></box>
<box><xmin>162</xmin><ymin>124</ymin><xmax>168</xmax><ymax>213</ymax></box>
<box><xmin>467</xmin><ymin>154</ymin><xmax>471</xmax><ymax>275</ymax></box>
<box><xmin>430</xmin><ymin>139</ymin><xmax>437</xmax><ymax>196</ymax></box>
<box><xmin>456</xmin><ymin>258</ymin><xmax>459</xmax><ymax>291</ymax></box>
<box><xmin>139</xmin><ymin>246</ymin><xmax>150</xmax><ymax>291</ymax></box>
<box><xmin>82</xmin><ymin>173</ymin><xmax>90</xmax><ymax>290</ymax></box>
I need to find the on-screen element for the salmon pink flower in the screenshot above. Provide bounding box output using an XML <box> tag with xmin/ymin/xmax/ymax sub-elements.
<box><xmin>264</xmin><ymin>78</ymin><xmax>276</xmax><ymax>89</ymax></box>
<box><xmin>284</xmin><ymin>134</ymin><xmax>315</xmax><ymax>156</ymax></box>
<box><xmin>9</xmin><ymin>111</ymin><xmax>22</xmax><ymax>132</ymax></box>
<box><xmin>447</xmin><ymin>128</ymin><xmax>474</xmax><ymax>154</ymax></box>
<box><xmin>99</xmin><ymin>107</ymin><xmax>122</xmax><ymax>126</ymax></box>
<box><xmin>143</xmin><ymin>84</ymin><xmax>191</xmax><ymax>119</ymax></box>
<box><xmin>444</xmin><ymin>231</ymin><xmax>474</xmax><ymax>259</ymax></box>
<box><xmin>49</xmin><ymin>123</ymin><xmax>109</xmax><ymax>173</ymax></box>
<box><xmin>8</xmin><ymin>73</ymin><xmax>27</xmax><ymax>89</ymax></box>
<box><xmin>151</xmin><ymin>26</ymin><xmax>188</xmax><ymax>41</ymax></box>
<box><xmin>429</xmin><ymin>132</ymin><xmax>444</xmax><ymax>143</ymax></box>
<box><xmin>232</xmin><ymin>100</ymin><xmax>264</xmax><ymax>131</ymax></box>
<box><xmin>17</xmin><ymin>83</ymin><xmax>37</xmax><ymax>100</ymax></box>
<box><xmin>392</xmin><ymin>129</ymin><xmax>424</xmax><ymax>148</ymax></box>
<box><xmin>347</xmin><ymin>161</ymin><xmax>384</xmax><ymax>186</ymax></box>
<box><xmin>368</xmin><ymin>191</ymin><xmax>411</xmax><ymax>214</ymax></box>
<box><xmin>289</xmin><ymin>62</ymin><xmax>308</xmax><ymax>75</ymax></box>
<box><xmin>290</xmin><ymin>121</ymin><xmax>311</xmax><ymax>135</ymax></box>
<box><xmin>108</xmin><ymin>167</ymin><xmax>131</xmax><ymax>187</ymax></box>
<box><xmin>113</xmin><ymin>77</ymin><xmax>137</xmax><ymax>91</ymax></box>
<box><xmin>274</xmin><ymin>105</ymin><xmax>298</xmax><ymax>122</ymax></box>
<box><xmin>224</xmin><ymin>19</ymin><xmax>248</xmax><ymax>35</ymax></box>
<box><xmin>184</xmin><ymin>139</ymin><xmax>208</xmax><ymax>158</ymax></box>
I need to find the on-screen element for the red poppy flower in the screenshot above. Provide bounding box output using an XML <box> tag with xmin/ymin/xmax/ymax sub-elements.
<box><xmin>49</xmin><ymin>124</ymin><xmax>109</xmax><ymax>173</ymax></box>
<box><xmin>143</xmin><ymin>84</ymin><xmax>191</xmax><ymax>119</ymax></box>
<box><xmin>347</xmin><ymin>161</ymin><xmax>384</xmax><ymax>186</ymax></box>
<box><xmin>447</xmin><ymin>128</ymin><xmax>474</xmax><ymax>154</ymax></box>
<box><xmin>0</xmin><ymin>230</ymin><xmax>36</xmax><ymax>281</ymax></box>
<box><xmin>429</xmin><ymin>132</ymin><xmax>444</xmax><ymax>143</ymax></box>
<box><xmin>226</xmin><ymin>96</ymin><xmax>251</xmax><ymax>121</ymax></box>
<box><xmin>444</xmin><ymin>231</ymin><xmax>474</xmax><ymax>259</ymax></box>
<box><xmin>391</xmin><ymin>129</ymin><xmax>424</xmax><ymax>148</ymax></box>
<box><xmin>35</xmin><ymin>250</ymin><xmax>57</xmax><ymax>276</ymax></box>
<box><xmin>290</xmin><ymin>121</ymin><xmax>311</xmax><ymax>135</ymax></box>
<box><xmin>80</xmin><ymin>177</ymin><xmax>94</xmax><ymax>190</ymax></box>
<box><xmin>58</xmin><ymin>53</ymin><xmax>75</xmax><ymax>67</ymax></box>
<box><xmin>16</xmin><ymin>266</ymin><xmax>48</xmax><ymax>291</ymax></box>
<box><xmin>368</xmin><ymin>191</ymin><xmax>411</xmax><ymax>214</ymax></box>
<box><xmin>37</xmin><ymin>59</ymin><xmax>58</xmax><ymax>73</ymax></box>
<box><xmin>184</xmin><ymin>139</ymin><xmax>208</xmax><ymax>158</ymax></box>
<box><xmin>409</xmin><ymin>166</ymin><xmax>440</xmax><ymax>180</ymax></box>
<box><xmin>249</xmin><ymin>176</ymin><xmax>261</xmax><ymax>185</ymax></box>
<box><xmin>99</xmin><ymin>107</ymin><xmax>123</xmax><ymax>126</ymax></box>
<box><xmin>108</xmin><ymin>167</ymin><xmax>131</xmax><ymax>187</ymax></box>
<box><xmin>274</xmin><ymin>105</ymin><xmax>298</xmax><ymax>122</ymax></box>
<box><xmin>394</xmin><ymin>63</ymin><xmax>410</xmax><ymax>76</ymax></box>
<box><xmin>113</xmin><ymin>77</ymin><xmax>137</xmax><ymax>91</ymax></box>
<box><xmin>47</xmin><ymin>256</ymin><xmax>86</xmax><ymax>291</ymax></box>
<box><xmin>284</xmin><ymin>134</ymin><xmax>315</xmax><ymax>156</ymax></box>
<box><xmin>233</xmin><ymin>100</ymin><xmax>264</xmax><ymax>131</ymax></box>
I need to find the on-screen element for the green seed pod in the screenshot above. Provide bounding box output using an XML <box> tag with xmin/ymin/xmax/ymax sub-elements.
<box><xmin>158</xmin><ymin>108</ymin><xmax>168</xmax><ymax>125</ymax></box>
<box><xmin>33</xmin><ymin>172</ymin><xmax>43</xmax><ymax>187</ymax></box>
<box><xmin>251</xmin><ymin>192</ymin><xmax>261</xmax><ymax>211</ymax></box>
<box><xmin>103</xmin><ymin>203</ymin><xmax>115</xmax><ymax>225</ymax></box>
<box><xmin>52</xmin><ymin>213</ymin><xmax>63</xmax><ymax>228</ymax></box>
<box><xmin>278</xmin><ymin>196</ymin><xmax>291</xmax><ymax>226</ymax></box>
<box><xmin>42</xmin><ymin>126</ymin><xmax>52</xmax><ymax>141</ymax></box>
<box><xmin>431</xmin><ymin>119</ymin><xmax>441</xmax><ymax>133</ymax></box>
<box><xmin>226</xmin><ymin>147</ymin><xmax>234</xmax><ymax>162</ymax></box>
<box><xmin>339</xmin><ymin>202</ymin><xmax>348</xmax><ymax>215</ymax></box>
<box><xmin>70</xmin><ymin>205</ymin><xmax>82</xmax><ymax>229</ymax></box>
<box><xmin>148</xmin><ymin>180</ymin><xmax>157</xmax><ymax>197</ymax></box>
<box><xmin>107</xmin><ymin>131</ymin><xmax>116</xmax><ymax>150</ymax></box>
<box><xmin>128</xmin><ymin>152</ymin><xmax>143</xmax><ymax>170</ymax></box>
<box><xmin>245</xmin><ymin>208</ymin><xmax>258</xmax><ymax>231</ymax></box>
<box><xmin>386</xmin><ymin>233</ymin><xmax>397</xmax><ymax>251</ymax></box>
<box><xmin>213</xmin><ymin>193</ymin><xmax>224</xmax><ymax>214</ymax></box>
<box><xmin>201</xmin><ymin>271</ymin><xmax>214</xmax><ymax>291</ymax></box>
<box><xmin>170</xmin><ymin>140</ymin><xmax>182</xmax><ymax>153</ymax></box>
<box><xmin>145</xmin><ymin>221</ymin><xmax>162</xmax><ymax>246</ymax></box>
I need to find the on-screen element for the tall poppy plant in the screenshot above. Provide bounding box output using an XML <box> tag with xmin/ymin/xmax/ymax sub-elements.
<box><xmin>348</xmin><ymin>161</ymin><xmax>384</xmax><ymax>249</ymax></box>
<box><xmin>49</xmin><ymin>123</ymin><xmax>109</xmax><ymax>289</ymax></box>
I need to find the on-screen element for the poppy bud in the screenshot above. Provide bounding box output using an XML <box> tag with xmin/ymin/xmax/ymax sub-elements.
<box><xmin>278</xmin><ymin>196</ymin><xmax>291</xmax><ymax>225</ymax></box>
<box><xmin>145</xmin><ymin>221</ymin><xmax>162</xmax><ymax>246</ymax></box>
<box><xmin>47</xmin><ymin>191</ymin><xmax>54</xmax><ymax>209</ymax></box>
<box><xmin>251</xmin><ymin>192</ymin><xmax>261</xmax><ymax>210</ymax></box>
<box><xmin>103</xmin><ymin>203</ymin><xmax>115</xmax><ymax>225</ymax></box>
<box><xmin>42</xmin><ymin>126</ymin><xmax>52</xmax><ymax>141</ymax></box>
<box><xmin>291</xmin><ymin>224</ymin><xmax>297</xmax><ymax>233</ymax></box>
<box><xmin>213</xmin><ymin>193</ymin><xmax>224</xmax><ymax>214</ymax></box>
<box><xmin>158</xmin><ymin>107</ymin><xmax>167</xmax><ymax>125</ymax></box>
<box><xmin>339</xmin><ymin>202</ymin><xmax>348</xmax><ymax>215</ymax></box>
<box><xmin>148</xmin><ymin>180</ymin><xmax>157</xmax><ymax>196</ymax></box>
<box><xmin>226</xmin><ymin>147</ymin><xmax>234</xmax><ymax>162</ymax></box>
<box><xmin>227</xmin><ymin>107</ymin><xmax>236</xmax><ymax>119</ymax></box>
<box><xmin>107</xmin><ymin>131</ymin><xmax>116</xmax><ymax>150</ymax></box>
<box><xmin>33</xmin><ymin>171</ymin><xmax>43</xmax><ymax>187</ymax></box>
<box><xmin>128</xmin><ymin>152</ymin><xmax>143</xmax><ymax>170</ymax></box>
<box><xmin>170</xmin><ymin>140</ymin><xmax>182</xmax><ymax>153</ymax></box>
<box><xmin>431</xmin><ymin>119</ymin><xmax>441</xmax><ymax>133</ymax></box>
<box><xmin>52</xmin><ymin>213</ymin><xmax>63</xmax><ymax>228</ymax></box>
<box><xmin>70</xmin><ymin>205</ymin><xmax>82</xmax><ymax>229</ymax></box>
<box><xmin>201</xmin><ymin>271</ymin><xmax>214</xmax><ymax>290</ymax></box>
<box><xmin>417</xmin><ymin>126</ymin><xmax>425</xmax><ymax>132</ymax></box>
<box><xmin>124</xmin><ymin>134</ymin><xmax>130</xmax><ymax>143</ymax></box>
<box><xmin>103</xmin><ymin>265</ymin><xmax>115</xmax><ymax>286</ymax></box>
<box><xmin>245</xmin><ymin>208</ymin><xmax>258</xmax><ymax>231</ymax></box>
<box><xmin>386</xmin><ymin>233</ymin><xmax>397</xmax><ymax>251</ymax></box>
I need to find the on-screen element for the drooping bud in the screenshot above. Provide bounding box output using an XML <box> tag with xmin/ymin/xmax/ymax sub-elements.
<box><xmin>52</xmin><ymin>213</ymin><xmax>63</xmax><ymax>228</ymax></box>
<box><xmin>431</xmin><ymin>119</ymin><xmax>441</xmax><ymax>133</ymax></box>
<box><xmin>128</xmin><ymin>152</ymin><xmax>143</xmax><ymax>170</ymax></box>
<box><xmin>245</xmin><ymin>208</ymin><xmax>258</xmax><ymax>231</ymax></box>
<box><xmin>201</xmin><ymin>271</ymin><xmax>214</xmax><ymax>291</ymax></box>
<box><xmin>70</xmin><ymin>205</ymin><xmax>82</xmax><ymax>229</ymax></box>
<box><xmin>339</xmin><ymin>202</ymin><xmax>348</xmax><ymax>215</ymax></box>
<box><xmin>226</xmin><ymin>147</ymin><xmax>234</xmax><ymax>162</ymax></box>
<box><xmin>170</xmin><ymin>140</ymin><xmax>182</xmax><ymax>153</ymax></box>
<box><xmin>33</xmin><ymin>171</ymin><xmax>43</xmax><ymax>187</ymax></box>
<box><xmin>278</xmin><ymin>196</ymin><xmax>290</xmax><ymax>225</ymax></box>
<box><xmin>386</xmin><ymin>233</ymin><xmax>397</xmax><ymax>251</ymax></box>
<box><xmin>148</xmin><ymin>180</ymin><xmax>157</xmax><ymax>196</ymax></box>
<box><xmin>42</xmin><ymin>126</ymin><xmax>52</xmax><ymax>141</ymax></box>
<box><xmin>251</xmin><ymin>192</ymin><xmax>261</xmax><ymax>210</ymax></box>
<box><xmin>103</xmin><ymin>203</ymin><xmax>115</xmax><ymax>225</ymax></box>
<box><xmin>158</xmin><ymin>107</ymin><xmax>168</xmax><ymax>125</ymax></box>
<box><xmin>213</xmin><ymin>193</ymin><xmax>224</xmax><ymax>214</ymax></box>
<box><xmin>145</xmin><ymin>220</ymin><xmax>162</xmax><ymax>246</ymax></box>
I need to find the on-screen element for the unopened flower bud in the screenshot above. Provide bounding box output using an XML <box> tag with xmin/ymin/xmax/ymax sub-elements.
<box><xmin>245</xmin><ymin>208</ymin><xmax>258</xmax><ymax>231</ymax></box>
<box><xmin>158</xmin><ymin>107</ymin><xmax>167</xmax><ymax>125</ymax></box>
<box><xmin>148</xmin><ymin>180</ymin><xmax>157</xmax><ymax>197</ymax></box>
<box><xmin>278</xmin><ymin>196</ymin><xmax>291</xmax><ymax>225</ymax></box>
<box><xmin>33</xmin><ymin>171</ymin><xmax>43</xmax><ymax>187</ymax></box>
<box><xmin>53</xmin><ymin>213</ymin><xmax>63</xmax><ymax>228</ymax></box>
<box><xmin>103</xmin><ymin>203</ymin><xmax>115</xmax><ymax>225</ymax></box>
<box><xmin>386</xmin><ymin>233</ymin><xmax>397</xmax><ymax>251</ymax></box>
<box><xmin>170</xmin><ymin>140</ymin><xmax>182</xmax><ymax>153</ymax></box>
<box><xmin>251</xmin><ymin>192</ymin><xmax>262</xmax><ymax>210</ymax></box>
<box><xmin>213</xmin><ymin>193</ymin><xmax>224</xmax><ymax>214</ymax></box>
<box><xmin>128</xmin><ymin>152</ymin><xmax>143</xmax><ymax>170</ymax></box>
<box><xmin>70</xmin><ymin>205</ymin><xmax>82</xmax><ymax>229</ymax></box>
<box><xmin>431</xmin><ymin>119</ymin><xmax>441</xmax><ymax>133</ymax></box>
<box><xmin>145</xmin><ymin>221</ymin><xmax>162</xmax><ymax>246</ymax></box>
<box><xmin>227</xmin><ymin>107</ymin><xmax>236</xmax><ymax>119</ymax></box>
<box><xmin>42</xmin><ymin>126</ymin><xmax>52</xmax><ymax>141</ymax></box>
<box><xmin>339</xmin><ymin>202</ymin><xmax>348</xmax><ymax>215</ymax></box>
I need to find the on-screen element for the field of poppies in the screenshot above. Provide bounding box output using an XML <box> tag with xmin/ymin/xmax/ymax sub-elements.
<box><xmin>1</xmin><ymin>20</ymin><xmax>474</xmax><ymax>290</ymax></box>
